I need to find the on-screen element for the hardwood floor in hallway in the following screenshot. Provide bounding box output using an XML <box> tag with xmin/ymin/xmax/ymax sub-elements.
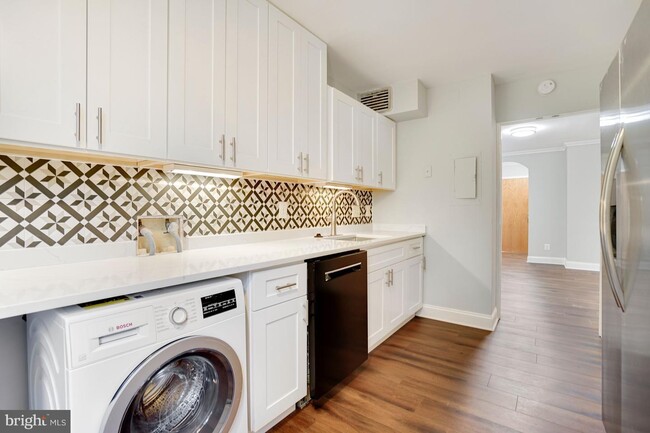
<box><xmin>272</xmin><ymin>253</ymin><xmax>603</xmax><ymax>433</ymax></box>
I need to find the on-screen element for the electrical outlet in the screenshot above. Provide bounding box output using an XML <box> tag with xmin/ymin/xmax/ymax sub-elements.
<box><xmin>424</xmin><ymin>166</ymin><xmax>432</xmax><ymax>178</ymax></box>
<box><xmin>277</xmin><ymin>202</ymin><xmax>288</xmax><ymax>219</ymax></box>
<box><xmin>544</xmin><ymin>244</ymin><xmax>551</xmax><ymax>251</ymax></box>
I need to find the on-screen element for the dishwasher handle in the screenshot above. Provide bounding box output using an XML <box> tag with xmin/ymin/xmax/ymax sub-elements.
<box><xmin>324</xmin><ymin>262</ymin><xmax>363</xmax><ymax>282</ymax></box>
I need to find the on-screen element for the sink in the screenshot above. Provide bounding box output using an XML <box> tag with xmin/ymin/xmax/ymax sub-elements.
<box><xmin>330</xmin><ymin>234</ymin><xmax>387</xmax><ymax>242</ymax></box>
<box><xmin>337</xmin><ymin>236</ymin><xmax>375</xmax><ymax>242</ymax></box>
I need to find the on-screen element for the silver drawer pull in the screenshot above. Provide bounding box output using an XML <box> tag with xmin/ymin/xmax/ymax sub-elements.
<box><xmin>275</xmin><ymin>283</ymin><xmax>297</xmax><ymax>292</ymax></box>
<box><xmin>412</xmin><ymin>245</ymin><xmax>421</xmax><ymax>250</ymax></box>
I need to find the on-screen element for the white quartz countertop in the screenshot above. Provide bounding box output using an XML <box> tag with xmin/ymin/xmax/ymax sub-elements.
<box><xmin>0</xmin><ymin>229</ymin><xmax>424</xmax><ymax>319</ymax></box>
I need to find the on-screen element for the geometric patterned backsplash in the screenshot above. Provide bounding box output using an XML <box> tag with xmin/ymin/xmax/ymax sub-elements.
<box><xmin>0</xmin><ymin>155</ymin><xmax>372</xmax><ymax>249</ymax></box>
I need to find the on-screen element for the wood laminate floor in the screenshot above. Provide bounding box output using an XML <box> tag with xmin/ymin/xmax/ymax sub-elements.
<box><xmin>272</xmin><ymin>253</ymin><xmax>603</xmax><ymax>433</ymax></box>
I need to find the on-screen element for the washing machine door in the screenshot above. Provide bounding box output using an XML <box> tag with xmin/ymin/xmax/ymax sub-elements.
<box><xmin>100</xmin><ymin>336</ymin><xmax>243</xmax><ymax>433</ymax></box>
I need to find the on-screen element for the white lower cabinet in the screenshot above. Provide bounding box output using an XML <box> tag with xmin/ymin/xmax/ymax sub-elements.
<box><xmin>250</xmin><ymin>296</ymin><xmax>307</xmax><ymax>431</ymax></box>
<box><xmin>368</xmin><ymin>241</ymin><xmax>424</xmax><ymax>352</ymax></box>
<box><xmin>246</xmin><ymin>263</ymin><xmax>308</xmax><ymax>432</ymax></box>
<box><xmin>405</xmin><ymin>255</ymin><xmax>424</xmax><ymax>316</ymax></box>
<box><xmin>367</xmin><ymin>269</ymin><xmax>387</xmax><ymax>349</ymax></box>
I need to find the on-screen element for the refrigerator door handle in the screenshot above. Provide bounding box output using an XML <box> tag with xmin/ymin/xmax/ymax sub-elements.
<box><xmin>599</xmin><ymin>127</ymin><xmax>626</xmax><ymax>312</ymax></box>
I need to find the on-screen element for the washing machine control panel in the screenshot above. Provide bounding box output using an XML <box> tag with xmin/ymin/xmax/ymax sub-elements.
<box><xmin>169</xmin><ymin>307</ymin><xmax>189</xmax><ymax>325</ymax></box>
<box><xmin>154</xmin><ymin>297</ymin><xmax>199</xmax><ymax>334</ymax></box>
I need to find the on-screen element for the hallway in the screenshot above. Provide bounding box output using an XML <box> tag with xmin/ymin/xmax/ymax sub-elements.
<box><xmin>273</xmin><ymin>253</ymin><xmax>603</xmax><ymax>432</ymax></box>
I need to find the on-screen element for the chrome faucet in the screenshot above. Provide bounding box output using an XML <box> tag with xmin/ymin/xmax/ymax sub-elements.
<box><xmin>330</xmin><ymin>190</ymin><xmax>361</xmax><ymax>236</ymax></box>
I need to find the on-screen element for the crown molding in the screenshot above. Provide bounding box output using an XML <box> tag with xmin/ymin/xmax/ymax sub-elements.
<box><xmin>502</xmin><ymin>146</ymin><xmax>566</xmax><ymax>157</ymax></box>
<box><xmin>564</xmin><ymin>139</ymin><xmax>600</xmax><ymax>147</ymax></box>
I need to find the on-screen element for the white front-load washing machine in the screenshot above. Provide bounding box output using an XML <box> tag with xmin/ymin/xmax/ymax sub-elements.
<box><xmin>27</xmin><ymin>277</ymin><xmax>248</xmax><ymax>433</ymax></box>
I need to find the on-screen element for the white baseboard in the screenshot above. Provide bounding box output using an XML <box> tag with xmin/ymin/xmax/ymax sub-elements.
<box><xmin>527</xmin><ymin>256</ymin><xmax>566</xmax><ymax>265</ymax></box>
<box><xmin>565</xmin><ymin>261</ymin><xmax>600</xmax><ymax>272</ymax></box>
<box><xmin>417</xmin><ymin>305</ymin><xmax>499</xmax><ymax>331</ymax></box>
<box><xmin>527</xmin><ymin>256</ymin><xmax>600</xmax><ymax>272</ymax></box>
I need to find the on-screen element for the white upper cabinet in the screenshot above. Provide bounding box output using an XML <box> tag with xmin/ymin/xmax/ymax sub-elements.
<box><xmin>0</xmin><ymin>0</ymin><xmax>86</xmax><ymax>148</ymax></box>
<box><xmin>329</xmin><ymin>87</ymin><xmax>358</xmax><ymax>184</ymax></box>
<box><xmin>268</xmin><ymin>6</ymin><xmax>327</xmax><ymax>180</ymax></box>
<box><xmin>302</xmin><ymin>31</ymin><xmax>328</xmax><ymax>180</ymax></box>
<box><xmin>268</xmin><ymin>5</ymin><xmax>302</xmax><ymax>177</ymax></box>
<box><xmin>376</xmin><ymin>114</ymin><xmax>396</xmax><ymax>190</ymax></box>
<box><xmin>87</xmin><ymin>0</ymin><xmax>168</xmax><ymax>159</ymax></box>
<box><xmin>225</xmin><ymin>0</ymin><xmax>268</xmax><ymax>172</ymax></box>
<box><xmin>354</xmin><ymin>103</ymin><xmax>376</xmax><ymax>185</ymax></box>
<box><xmin>168</xmin><ymin>0</ymin><xmax>227</xmax><ymax>166</ymax></box>
<box><xmin>330</xmin><ymin>86</ymin><xmax>394</xmax><ymax>188</ymax></box>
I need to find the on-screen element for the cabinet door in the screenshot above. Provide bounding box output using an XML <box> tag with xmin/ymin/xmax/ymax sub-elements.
<box><xmin>354</xmin><ymin>104</ymin><xmax>376</xmax><ymax>186</ymax></box>
<box><xmin>376</xmin><ymin>114</ymin><xmax>396</xmax><ymax>190</ymax></box>
<box><xmin>0</xmin><ymin>0</ymin><xmax>86</xmax><ymax>148</ymax></box>
<box><xmin>225</xmin><ymin>0</ymin><xmax>268</xmax><ymax>172</ymax></box>
<box><xmin>250</xmin><ymin>297</ymin><xmax>307</xmax><ymax>431</ymax></box>
<box><xmin>329</xmin><ymin>87</ymin><xmax>358</xmax><ymax>183</ymax></box>
<box><xmin>368</xmin><ymin>268</ymin><xmax>388</xmax><ymax>351</ymax></box>
<box><xmin>301</xmin><ymin>31</ymin><xmax>328</xmax><ymax>180</ymax></box>
<box><xmin>87</xmin><ymin>0</ymin><xmax>168</xmax><ymax>159</ymax></box>
<box><xmin>405</xmin><ymin>256</ymin><xmax>424</xmax><ymax>316</ymax></box>
<box><xmin>384</xmin><ymin>264</ymin><xmax>405</xmax><ymax>330</ymax></box>
<box><xmin>267</xmin><ymin>5</ymin><xmax>302</xmax><ymax>177</ymax></box>
<box><xmin>168</xmin><ymin>0</ymin><xmax>227</xmax><ymax>166</ymax></box>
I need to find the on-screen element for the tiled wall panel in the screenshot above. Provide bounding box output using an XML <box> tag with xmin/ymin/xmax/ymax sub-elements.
<box><xmin>0</xmin><ymin>155</ymin><xmax>372</xmax><ymax>249</ymax></box>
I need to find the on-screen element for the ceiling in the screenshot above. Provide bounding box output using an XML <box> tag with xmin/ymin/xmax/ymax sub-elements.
<box><xmin>271</xmin><ymin>0</ymin><xmax>640</xmax><ymax>93</ymax></box>
<box><xmin>501</xmin><ymin>111</ymin><xmax>599</xmax><ymax>154</ymax></box>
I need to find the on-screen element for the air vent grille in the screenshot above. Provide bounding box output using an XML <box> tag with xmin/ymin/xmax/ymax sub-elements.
<box><xmin>358</xmin><ymin>87</ymin><xmax>391</xmax><ymax>113</ymax></box>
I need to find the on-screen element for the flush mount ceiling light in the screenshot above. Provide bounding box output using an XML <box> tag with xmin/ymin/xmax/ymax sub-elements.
<box><xmin>510</xmin><ymin>126</ymin><xmax>537</xmax><ymax>138</ymax></box>
<box><xmin>163</xmin><ymin>164</ymin><xmax>242</xmax><ymax>179</ymax></box>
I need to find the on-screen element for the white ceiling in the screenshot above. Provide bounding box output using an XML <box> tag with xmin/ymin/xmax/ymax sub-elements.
<box><xmin>501</xmin><ymin>111</ymin><xmax>600</xmax><ymax>154</ymax></box>
<box><xmin>271</xmin><ymin>0</ymin><xmax>640</xmax><ymax>93</ymax></box>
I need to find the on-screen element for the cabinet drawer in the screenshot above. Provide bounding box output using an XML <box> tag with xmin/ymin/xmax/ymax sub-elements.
<box><xmin>249</xmin><ymin>263</ymin><xmax>307</xmax><ymax>311</ymax></box>
<box><xmin>367</xmin><ymin>237</ymin><xmax>423</xmax><ymax>273</ymax></box>
<box><xmin>405</xmin><ymin>238</ymin><xmax>424</xmax><ymax>259</ymax></box>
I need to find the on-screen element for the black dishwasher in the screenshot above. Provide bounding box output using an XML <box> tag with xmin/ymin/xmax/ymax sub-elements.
<box><xmin>306</xmin><ymin>250</ymin><xmax>368</xmax><ymax>405</ymax></box>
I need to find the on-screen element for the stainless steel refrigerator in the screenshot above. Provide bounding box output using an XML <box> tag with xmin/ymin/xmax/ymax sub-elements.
<box><xmin>600</xmin><ymin>2</ymin><xmax>650</xmax><ymax>432</ymax></box>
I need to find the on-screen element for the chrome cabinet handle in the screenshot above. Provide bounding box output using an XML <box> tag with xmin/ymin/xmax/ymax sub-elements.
<box><xmin>230</xmin><ymin>137</ymin><xmax>236</xmax><ymax>165</ymax></box>
<box><xmin>74</xmin><ymin>103</ymin><xmax>81</xmax><ymax>145</ymax></box>
<box><xmin>298</xmin><ymin>151</ymin><xmax>303</xmax><ymax>173</ymax></box>
<box><xmin>378</xmin><ymin>171</ymin><xmax>383</xmax><ymax>185</ymax></box>
<box><xmin>390</xmin><ymin>269</ymin><xmax>394</xmax><ymax>286</ymax></box>
<box><xmin>385</xmin><ymin>270</ymin><xmax>391</xmax><ymax>286</ymax></box>
<box><xmin>96</xmin><ymin>107</ymin><xmax>103</xmax><ymax>145</ymax></box>
<box><xmin>303</xmin><ymin>153</ymin><xmax>309</xmax><ymax>174</ymax></box>
<box><xmin>275</xmin><ymin>282</ymin><xmax>297</xmax><ymax>292</ymax></box>
<box><xmin>218</xmin><ymin>134</ymin><xmax>226</xmax><ymax>162</ymax></box>
<box><xmin>412</xmin><ymin>245</ymin><xmax>421</xmax><ymax>250</ymax></box>
<box><xmin>600</xmin><ymin>127</ymin><xmax>626</xmax><ymax>312</ymax></box>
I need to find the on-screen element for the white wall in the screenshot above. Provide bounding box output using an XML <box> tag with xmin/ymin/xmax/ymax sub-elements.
<box><xmin>495</xmin><ymin>63</ymin><xmax>608</xmax><ymax>123</ymax></box>
<box><xmin>0</xmin><ymin>317</ymin><xmax>28</xmax><ymax>409</ymax></box>
<box><xmin>503</xmin><ymin>151</ymin><xmax>567</xmax><ymax>262</ymax></box>
<box><xmin>566</xmin><ymin>143</ymin><xmax>601</xmax><ymax>269</ymax></box>
<box><xmin>374</xmin><ymin>74</ymin><xmax>498</xmax><ymax>317</ymax></box>
<box><xmin>502</xmin><ymin>162</ymin><xmax>529</xmax><ymax>179</ymax></box>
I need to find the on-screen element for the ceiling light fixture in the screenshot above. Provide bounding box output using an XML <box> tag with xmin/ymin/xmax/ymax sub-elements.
<box><xmin>510</xmin><ymin>126</ymin><xmax>537</xmax><ymax>138</ymax></box>
<box><xmin>164</xmin><ymin>164</ymin><xmax>242</xmax><ymax>179</ymax></box>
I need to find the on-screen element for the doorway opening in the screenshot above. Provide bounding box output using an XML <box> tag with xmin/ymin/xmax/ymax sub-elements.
<box><xmin>501</xmin><ymin>162</ymin><xmax>529</xmax><ymax>255</ymax></box>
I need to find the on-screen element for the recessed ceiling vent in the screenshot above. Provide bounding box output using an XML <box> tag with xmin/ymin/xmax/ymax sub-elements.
<box><xmin>358</xmin><ymin>87</ymin><xmax>392</xmax><ymax>113</ymax></box>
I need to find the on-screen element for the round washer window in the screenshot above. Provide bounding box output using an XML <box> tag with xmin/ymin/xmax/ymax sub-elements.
<box><xmin>101</xmin><ymin>337</ymin><xmax>243</xmax><ymax>433</ymax></box>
